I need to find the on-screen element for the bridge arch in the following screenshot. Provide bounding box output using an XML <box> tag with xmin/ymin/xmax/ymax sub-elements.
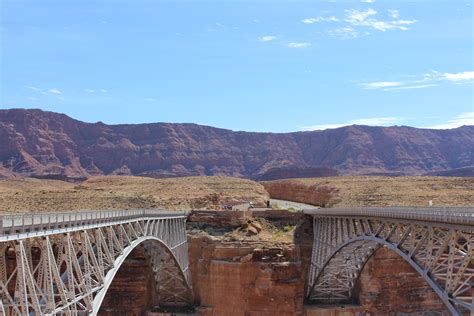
<box><xmin>305</xmin><ymin>208</ymin><xmax>474</xmax><ymax>316</ymax></box>
<box><xmin>92</xmin><ymin>236</ymin><xmax>192</xmax><ymax>315</ymax></box>
<box><xmin>307</xmin><ymin>236</ymin><xmax>457</xmax><ymax>314</ymax></box>
<box><xmin>0</xmin><ymin>210</ymin><xmax>193</xmax><ymax>316</ymax></box>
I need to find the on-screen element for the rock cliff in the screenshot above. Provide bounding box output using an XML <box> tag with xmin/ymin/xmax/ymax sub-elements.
<box><xmin>1</xmin><ymin>108</ymin><xmax>473</xmax><ymax>180</ymax></box>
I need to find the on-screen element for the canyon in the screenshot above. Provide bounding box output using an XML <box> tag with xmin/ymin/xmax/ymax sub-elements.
<box><xmin>97</xmin><ymin>210</ymin><xmax>449</xmax><ymax>316</ymax></box>
<box><xmin>1</xmin><ymin>109</ymin><xmax>473</xmax><ymax>180</ymax></box>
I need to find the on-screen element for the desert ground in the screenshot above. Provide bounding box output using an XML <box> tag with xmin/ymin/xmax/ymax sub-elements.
<box><xmin>0</xmin><ymin>175</ymin><xmax>472</xmax><ymax>215</ymax></box>
<box><xmin>262</xmin><ymin>176</ymin><xmax>474</xmax><ymax>207</ymax></box>
<box><xmin>0</xmin><ymin>176</ymin><xmax>269</xmax><ymax>214</ymax></box>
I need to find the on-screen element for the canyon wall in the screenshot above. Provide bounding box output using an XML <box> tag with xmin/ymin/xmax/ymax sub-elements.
<box><xmin>185</xmin><ymin>211</ymin><xmax>448</xmax><ymax>316</ymax></box>
<box><xmin>188</xmin><ymin>236</ymin><xmax>305</xmax><ymax>316</ymax></box>
<box><xmin>1</xmin><ymin>109</ymin><xmax>473</xmax><ymax>180</ymax></box>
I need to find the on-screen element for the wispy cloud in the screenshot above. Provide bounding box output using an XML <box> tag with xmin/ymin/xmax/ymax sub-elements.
<box><xmin>301</xmin><ymin>16</ymin><xmax>339</xmax><ymax>24</ymax></box>
<box><xmin>346</xmin><ymin>8</ymin><xmax>377</xmax><ymax>23</ymax></box>
<box><xmin>426</xmin><ymin>112</ymin><xmax>474</xmax><ymax>129</ymax></box>
<box><xmin>100</xmin><ymin>89</ymin><xmax>108</xmax><ymax>93</ymax></box>
<box><xmin>384</xmin><ymin>84</ymin><xmax>438</xmax><ymax>91</ymax></box>
<box><xmin>362</xmin><ymin>81</ymin><xmax>402</xmax><ymax>89</ymax></box>
<box><xmin>85</xmin><ymin>89</ymin><xmax>95</xmax><ymax>93</ymax></box>
<box><xmin>25</xmin><ymin>86</ymin><xmax>42</xmax><ymax>92</ymax></box>
<box><xmin>144</xmin><ymin>98</ymin><xmax>157</xmax><ymax>102</ymax></box>
<box><xmin>302</xmin><ymin>117</ymin><xmax>404</xmax><ymax>130</ymax></box>
<box><xmin>361</xmin><ymin>0</ymin><xmax>375</xmax><ymax>3</ymax></box>
<box><xmin>345</xmin><ymin>8</ymin><xmax>416</xmax><ymax>32</ymax></box>
<box><xmin>441</xmin><ymin>71</ymin><xmax>474</xmax><ymax>82</ymax></box>
<box><xmin>48</xmin><ymin>88</ymin><xmax>61</xmax><ymax>94</ymax></box>
<box><xmin>329</xmin><ymin>27</ymin><xmax>360</xmax><ymax>39</ymax></box>
<box><xmin>360</xmin><ymin>70</ymin><xmax>473</xmax><ymax>91</ymax></box>
<box><xmin>388</xmin><ymin>9</ymin><xmax>400</xmax><ymax>19</ymax></box>
<box><xmin>259</xmin><ymin>35</ymin><xmax>277</xmax><ymax>42</ymax></box>
<box><xmin>27</xmin><ymin>97</ymin><xmax>38</xmax><ymax>101</ymax></box>
<box><xmin>287</xmin><ymin>42</ymin><xmax>311</xmax><ymax>48</ymax></box>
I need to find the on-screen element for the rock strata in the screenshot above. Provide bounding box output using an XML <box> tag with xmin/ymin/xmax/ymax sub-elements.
<box><xmin>1</xmin><ymin>109</ymin><xmax>473</xmax><ymax>180</ymax></box>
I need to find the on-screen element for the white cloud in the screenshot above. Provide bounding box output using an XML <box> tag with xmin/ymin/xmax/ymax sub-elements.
<box><xmin>368</xmin><ymin>19</ymin><xmax>416</xmax><ymax>32</ymax></box>
<box><xmin>259</xmin><ymin>35</ymin><xmax>277</xmax><ymax>42</ymax></box>
<box><xmin>85</xmin><ymin>89</ymin><xmax>95</xmax><ymax>93</ymax></box>
<box><xmin>351</xmin><ymin>117</ymin><xmax>402</xmax><ymax>125</ymax></box>
<box><xmin>362</xmin><ymin>81</ymin><xmax>402</xmax><ymax>89</ymax></box>
<box><xmin>426</xmin><ymin>112</ymin><xmax>474</xmax><ymax>129</ymax></box>
<box><xmin>27</xmin><ymin>97</ymin><xmax>38</xmax><ymax>101</ymax></box>
<box><xmin>144</xmin><ymin>98</ymin><xmax>157</xmax><ymax>102</ymax></box>
<box><xmin>303</xmin><ymin>123</ymin><xmax>348</xmax><ymax>130</ymax></box>
<box><xmin>48</xmin><ymin>88</ymin><xmax>61</xmax><ymax>94</ymax></box>
<box><xmin>345</xmin><ymin>8</ymin><xmax>416</xmax><ymax>32</ymax></box>
<box><xmin>383</xmin><ymin>84</ymin><xmax>438</xmax><ymax>91</ymax></box>
<box><xmin>100</xmin><ymin>89</ymin><xmax>108</xmax><ymax>93</ymax></box>
<box><xmin>441</xmin><ymin>71</ymin><xmax>474</xmax><ymax>81</ymax></box>
<box><xmin>360</xmin><ymin>70</ymin><xmax>473</xmax><ymax>91</ymax></box>
<box><xmin>25</xmin><ymin>86</ymin><xmax>42</xmax><ymax>92</ymax></box>
<box><xmin>301</xmin><ymin>16</ymin><xmax>339</xmax><ymax>24</ymax></box>
<box><xmin>329</xmin><ymin>27</ymin><xmax>360</xmax><ymax>39</ymax></box>
<box><xmin>388</xmin><ymin>9</ymin><xmax>400</xmax><ymax>19</ymax></box>
<box><xmin>361</xmin><ymin>0</ymin><xmax>375</xmax><ymax>3</ymax></box>
<box><xmin>302</xmin><ymin>117</ymin><xmax>404</xmax><ymax>131</ymax></box>
<box><xmin>346</xmin><ymin>8</ymin><xmax>377</xmax><ymax>23</ymax></box>
<box><xmin>287</xmin><ymin>42</ymin><xmax>311</xmax><ymax>48</ymax></box>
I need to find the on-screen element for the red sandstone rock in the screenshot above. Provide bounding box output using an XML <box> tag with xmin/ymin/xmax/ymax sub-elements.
<box><xmin>1</xmin><ymin>109</ymin><xmax>473</xmax><ymax>180</ymax></box>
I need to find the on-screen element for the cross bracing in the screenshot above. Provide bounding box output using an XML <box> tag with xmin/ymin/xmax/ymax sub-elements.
<box><xmin>0</xmin><ymin>209</ymin><xmax>193</xmax><ymax>315</ymax></box>
<box><xmin>305</xmin><ymin>207</ymin><xmax>474</xmax><ymax>316</ymax></box>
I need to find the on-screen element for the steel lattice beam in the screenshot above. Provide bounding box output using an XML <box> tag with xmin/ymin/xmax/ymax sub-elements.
<box><xmin>305</xmin><ymin>207</ymin><xmax>474</xmax><ymax>316</ymax></box>
<box><xmin>0</xmin><ymin>210</ymin><xmax>193</xmax><ymax>316</ymax></box>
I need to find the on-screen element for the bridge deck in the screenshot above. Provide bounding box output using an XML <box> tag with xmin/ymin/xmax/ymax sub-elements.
<box><xmin>0</xmin><ymin>209</ymin><xmax>189</xmax><ymax>241</ymax></box>
<box><xmin>304</xmin><ymin>206</ymin><xmax>474</xmax><ymax>225</ymax></box>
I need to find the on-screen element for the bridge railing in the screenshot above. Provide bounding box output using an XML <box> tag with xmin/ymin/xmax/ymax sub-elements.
<box><xmin>0</xmin><ymin>209</ymin><xmax>188</xmax><ymax>238</ymax></box>
<box><xmin>304</xmin><ymin>207</ymin><xmax>474</xmax><ymax>225</ymax></box>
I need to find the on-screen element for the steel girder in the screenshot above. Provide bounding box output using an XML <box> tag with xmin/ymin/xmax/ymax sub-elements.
<box><xmin>306</xmin><ymin>215</ymin><xmax>474</xmax><ymax>316</ymax></box>
<box><xmin>0</xmin><ymin>216</ymin><xmax>192</xmax><ymax>315</ymax></box>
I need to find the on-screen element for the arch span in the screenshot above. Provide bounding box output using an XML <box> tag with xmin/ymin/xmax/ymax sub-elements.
<box><xmin>92</xmin><ymin>236</ymin><xmax>192</xmax><ymax>315</ymax></box>
<box><xmin>305</xmin><ymin>212</ymin><xmax>474</xmax><ymax>316</ymax></box>
<box><xmin>0</xmin><ymin>210</ymin><xmax>193</xmax><ymax>316</ymax></box>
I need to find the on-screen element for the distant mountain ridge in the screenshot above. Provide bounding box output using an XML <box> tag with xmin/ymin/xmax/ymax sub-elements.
<box><xmin>0</xmin><ymin>108</ymin><xmax>473</xmax><ymax>180</ymax></box>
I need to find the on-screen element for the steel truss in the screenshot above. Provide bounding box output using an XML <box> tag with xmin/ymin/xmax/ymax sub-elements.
<box><xmin>0</xmin><ymin>213</ymin><xmax>192</xmax><ymax>315</ymax></box>
<box><xmin>306</xmin><ymin>209</ymin><xmax>474</xmax><ymax>316</ymax></box>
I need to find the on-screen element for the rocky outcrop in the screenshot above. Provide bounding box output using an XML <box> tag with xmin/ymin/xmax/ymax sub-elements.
<box><xmin>356</xmin><ymin>247</ymin><xmax>448</xmax><ymax>314</ymax></box>
<box><xmin>188</xmin><ymin>236</ymin><xmax>305</xmax><ymax>316</ymax></box>
<box><xmin>186</xmin><ymin>212</ymin><xmax>449</xmax><ymax>316</ymax></box>
<box><xmin>1</xmin><ymin>109</ymin><xmax>473</xmax><ymax>180</ymax></box>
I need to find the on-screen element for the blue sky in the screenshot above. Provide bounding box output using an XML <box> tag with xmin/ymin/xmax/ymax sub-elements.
<box><xmin>1</xmin><ymin>0</ymin><xmax>473</xmax><ymax>132</ymax></box>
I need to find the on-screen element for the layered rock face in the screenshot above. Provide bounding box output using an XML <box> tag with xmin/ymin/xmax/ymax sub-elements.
<box><xmin>98</xmin><ymin>246</ymin><xmax>157</xmax><ymax>316</ymax></box>
<box><xmin>1</xmin><ymin>109</ymin><xmax>473</xmax><ymax>180</ymax></box>
<box><xmin>188</xmin><ymin>236</ymin><xmax>305</xmax><ymax>316</ymax></box>
<box><xmin>356</xmin><ymin>248</ymin><xmax>448</xmax><ymax>315</ymax></box>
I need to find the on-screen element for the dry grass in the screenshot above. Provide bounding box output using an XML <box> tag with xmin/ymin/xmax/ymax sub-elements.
<box><xmin>0</xmin><ymin>176</ymin><xmax>269</xmax><ymax>214</ymax></box>
<box><xmin>262</xmin><ymin>176</ymin><xmax>474</xmax><ymax>207</ymax></box>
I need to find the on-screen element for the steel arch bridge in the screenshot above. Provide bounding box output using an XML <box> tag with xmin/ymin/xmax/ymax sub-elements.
<box><xmin>0</xmin><ymin>209</ymin><xmax>193</xmax><ymax>315</ymax></box>
<box><xmin>305</xmin><ymin>207</ymin><xmax>474</xmax><ymax>316</ymax></box>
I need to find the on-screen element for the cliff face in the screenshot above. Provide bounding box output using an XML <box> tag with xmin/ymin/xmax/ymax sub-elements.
<box><xmin>1</xmin><ymin>108</ymin><xmax>473</xmax><ymax>180</ymax></box>
<box><xmin>187</xmin><ymin>229</ymin><xmax>447</xmax><ymax>315</ymax></box>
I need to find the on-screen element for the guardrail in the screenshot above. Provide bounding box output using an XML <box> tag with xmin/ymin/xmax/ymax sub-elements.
<box><xmin>0</xmin><ymin>209</ymin><xmax>189</xmax><ymax>238</ymax></box>
<box><xmin>304</xmin><ymin>207</ymin><xmax>474</xmax><ymax>226</ymax></box>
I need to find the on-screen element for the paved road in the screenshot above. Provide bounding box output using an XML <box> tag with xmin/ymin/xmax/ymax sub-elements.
<box><xmin>269</xmin><ymin>199</ymin><xmax>318</xmax><ymax>211</ymax></box>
